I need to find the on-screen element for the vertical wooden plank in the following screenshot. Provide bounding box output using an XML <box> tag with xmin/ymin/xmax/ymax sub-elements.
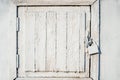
<box><xmin>91</xmin><ymin>1</ymin><xmax>99</xmax><ymax>44</ymax></box>
<box><xmin>85</xmin><ymin>9</ymin><xmax>91</xmax><ymax>77</ymax></box>
<box><xmin>79</xmin><ymin>12</ymin><xmax>86</xmax><ymax>72</ymax></box>
<box><xmin>46</xmin><ymin>11</ymin><xmax>57</xmax><ymax>71</ymax></box>
<box><xmin>18</xmin><ymin>7</ymin><xmax>26</xmax><ymax>77</ymax></box>
<box><xmin>90</xmin><ymin>1</ymin><xmax>99</xmax><ymax>80</ymax></box>
<box><xmin>34</xmin><ymin>12</ymin><xmax>46</xmax><ymax>71</ymax></box>
<box><xmin>67</xmin><ymin>12</ymin><xmax>80</xmax><ymax>72</ymax></box>
<box><xmin>56</xmin><ymin>11</ymin><xmax>67</xmax><ymax>71</ymax></box>
<box><xmin>85</xmin><ymin>51</ymin><xmax>90</xmax><ymax>77</ymax></box>
<box><xmin>91</xmin><ymin>54</ymin><xmax>99</xmax><ymax>80</ymax></box>
<box><xmin>25</xmin><ymin>12</ymin><xmax>35</xmax><ymax>72</ymax></box>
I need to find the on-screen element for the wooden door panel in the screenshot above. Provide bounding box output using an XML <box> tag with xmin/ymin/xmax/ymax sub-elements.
<box><xmin>18</xmin><ymin>6</ymin><xmax>90</xmax><ymax>78</ymax></box>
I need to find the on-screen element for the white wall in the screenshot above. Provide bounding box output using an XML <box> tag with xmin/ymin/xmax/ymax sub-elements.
<box><xmin>0</xmin><ymin>0</ymin><xmax>10</xmax><ymax>80</ymax></box>
<box><xmin>0</xmin><ymin>0</ymin><xmax>16</xmax><ymax>80</ymax></box>
<box><xmin>101</xmin><ymin>0</ymin><xmax>120</xmax><ymax>80</ymax></box>
<box><xmin>0</xmin><ymin>0</ymin><xmax>120</xmax><ymax>80</ymax></box>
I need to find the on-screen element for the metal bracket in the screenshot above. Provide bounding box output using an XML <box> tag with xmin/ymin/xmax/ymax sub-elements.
<box><xmin>16</xmin><ymin>54</ymin><xmax>19</xmax><ymax>69</ymax></box>
<box><xmin>16</xmin><ymin>17</ymin><xmax>20</xmax><ymax>32</ymax></box>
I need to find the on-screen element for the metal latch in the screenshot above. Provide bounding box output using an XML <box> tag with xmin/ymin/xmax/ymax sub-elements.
<box><xmin>88</xmin><ymin>40</ymin><xmax>99</xmax><ymax>55</ymax></box>
<box><xmin>87</xmin><ymin>33</ymin><xmax>99</xmax><ymax>55</ymax></box>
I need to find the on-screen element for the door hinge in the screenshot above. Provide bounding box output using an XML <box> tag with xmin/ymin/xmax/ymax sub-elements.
<box><xmin>16</xmin><ymin>17</ymin><xmax>20</xmax><ymax>32</ymax></box>
<box><xmin>16</xmin><ymin>54</ymin><xmax>20</xmax><ymax>69</ymax></box>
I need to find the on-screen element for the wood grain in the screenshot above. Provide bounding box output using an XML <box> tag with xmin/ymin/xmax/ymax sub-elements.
<box><xmin>18</xmin><ymin>7</ymin><xmax>91</xmax><ymax>78</ymax></box>
<box><xmin>67</xmin><ymin>12</ymin><xmax>80</xmax><ymax>72</ymax></box>
<box><xmin>16</xmin><ymin>78</ymin><xmax>92</xmax><ymax>80</ymax></box>
<box><xmin>46</xmin><ymin>11</ymin><xmax>56</xmax><ymax>71</ymax></box>
<box><xmin>56</xmin><ymin>11</ymin><xmax>67</xmax><ymax>71</ymax></box>
<box><xmin>16</xmin><ymin>0</ymin><xmax>96</xmax><ymax>5</ymax></box>
<box><xmin>35</xmin><ymin>12</ymin><xmax>46</xmax><ymax>71</ymax></box>
<box><xmin>25</xmin><ymin>12</ymin><xmax>35</xmax><ymax>72</ymax></box>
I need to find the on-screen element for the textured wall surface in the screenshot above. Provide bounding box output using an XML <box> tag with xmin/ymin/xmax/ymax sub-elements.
<box><xmin>0</xmin><ymin>0</ymin><xmax>16</xmax><ymax>80</ymax></box>
<box><xmin>0</xmin><ymin>0</ymin><xmax>120</xmax><ymax>80</ymax></box>
<box><xmin>101</xmin><ymin>0</ymin><xmax>120</xmax><ymax>80</ymax></box>
<box><xmin>0</xmin><ymin>0</ymin><xmax>10</xmax><ymax>80</ymax></box>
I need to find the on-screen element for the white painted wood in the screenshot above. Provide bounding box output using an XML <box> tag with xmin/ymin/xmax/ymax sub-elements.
<box><xmin>79</xmin><ymin>12</ymin><xmax>86</xmax><ymax>72</ymax></box>
<box><xmin>90</xmin><ymin>54</ymin><xmax>99</xmax><ymax>80</ymax></box>
<box><xmin>91</xmin><ymin>0</ymin><xmax>99</xmax><ymax>46</ymax></box>
<box><xmin>84</xmin><ymin>51</ymin><xmax>90</xmax><ymax>77</ymax></box>
<box><xmin>46</xmin><ymin>11</ymin><xmax>56</xmax><ymax>71</ymax></box>
<box><xmin>35</xmin><ymin>12</ymin><xmax>46</xmax><ymax>71</ymax></box>
<box><xmin>25</xmin><ymin>12</ymin><xmax>35</xmax><ymax>72</ymax></box>
<box><xmin>25</xmin><ymin>72</ymin><xmax>89</xmax><ymax>78</ymax></box>
<box><xmin>90</xmin><ymin>0</ymin><xmax>99</xmax><ymax>80</ymax></box>
<box><xmin>18</xmin><ymin>7</ymin><xmax>91</xmax><ymax>79</ymax></box>
<box><xmin>84</xmin><ymin>7</ymin><xmax>91</xmax><ymax>77</ymax></box>
<box><xmin>18</xmin><ymin>7</ymin><xmax>26</xmax><ymax>77</ymax></box>
<box><xmin>56</xmin><ymin>11</ymin><xmax>67</xmax><ymax>71</ymax></box>
<box><xmin>16</xmin><ymin>0</ymin><xmax>96</xmax><ymax>5</ymax></box>
<box><xmin>16</xmin><ymin>78</ymin><xmax>92</xmax><ymax>80</ymax></box>
<box><xmin>67</xmin><ymin>12</ymin><xmax>80</xmax><ymax>72</ymax></box>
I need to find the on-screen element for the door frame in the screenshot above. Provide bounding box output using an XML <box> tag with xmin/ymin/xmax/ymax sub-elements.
<box><xmin>9</xmin><ymin>0</ymin><xmax>100</xmax><ymax>80</ymax></box>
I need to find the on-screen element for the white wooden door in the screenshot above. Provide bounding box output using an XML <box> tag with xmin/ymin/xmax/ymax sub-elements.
<box><xmin>17</xmin><ymin>6</ymin><xmax>91</xmax><ymax>80</ymax></box>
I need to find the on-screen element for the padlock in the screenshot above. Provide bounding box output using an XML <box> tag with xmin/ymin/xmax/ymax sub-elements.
<box><xmin>88</xmin><ymin>41</ymin><xmax>99</xmax><ymax>55</ymax></box>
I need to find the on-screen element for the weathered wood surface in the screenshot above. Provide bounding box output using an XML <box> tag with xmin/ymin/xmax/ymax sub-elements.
<box><xmin>18</xmin><ymin>7</ymin><xmax>26</xmax><ymax>77</ymax></box>
<box><xmin>90</xmin><ymin>54</ymin><xmax>99</xmax><ymax>80</ymax></box>
<box><xmin>18</xmin><ymin>6</ymin><xmax>90</xmax><ymax>78</ymax></box>
<box><xmin>16</xmin><ymin>0</ymin><xmax>96</xmax><ymax>5</ymax></box>
<box><xmin>90</xmin><ymin>0</ymin><xmax>99</xmax><ymax>80</ymax></box>
<box><xmin>56</xmin><ymin>11</ymin><xmax>67</xmax><ymax>71</ymax></box>
<box><xmin>35</xmin><ymin>12</ymin><xmax>46</xmax><ymax>71</ymax></box>
<box><xmin>25</xmin><ymin>12</ymin><xmax>35</xmax><ymax>72</ymax></box>
<box><xmin>46</xmin><ymin>11</ymin><xmax>56</xmax><ymax>71</ymax></box>
<box><xmin>16</xmin><ymin>78</ymin><xmax>92</xmax><ymax>80</ymax></box>
<box><xmin>25</xmin><ymin>72</ymin><xmax>89</xmax><ymax>78</ymax></box>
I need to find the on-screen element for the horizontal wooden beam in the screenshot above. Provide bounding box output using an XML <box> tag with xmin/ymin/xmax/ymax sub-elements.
<box><xmin>16</xmin><ymin>0</ymin><xmax>97</xmax><ymax>6</ymax></box>
<box><xmin>23</xmin><ymin>72</ymin><xmax>88</xmax><ymax>78</ymax></box>
<box><xmin>16</xmin><ymin>78</ymin><xmax>92</xmax><ymax>80</ymax></box>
